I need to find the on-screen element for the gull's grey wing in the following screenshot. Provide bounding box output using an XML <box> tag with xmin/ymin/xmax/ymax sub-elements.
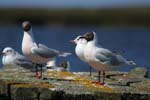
<box><xmin>31</xmin><ymin>44</ymin><xmax>59</xmax><ymax>58</ymax></box>
<box><xmin>95</xmin><ymin>48</ymin><xmax>114</xmax><ymax>62</ymax></box>
<box><xmin>100</xmin><ymin>48</ymin><xmax>114</xmax><ymax>57</ymax></box>
<box><xmin>96</xmin><ymin>54</ymin><xmax>111</xmax><ymax>62</ymax></box>
<box><xmin>110</xmin><ymin>55</ymin><xmax>127</xmax><ymax>65</ymax></box>
<box><xmin>108</xmin><ymin>56</ymin><xmax>123</xmax><ymax>66</ymax></box>
<box><xmin>14</xmin><ymin>53</ymin><xmax>34</xmax><ymax>68</ymax></box>
<box><xmin>96</xmin><ymin>49</ymin><xmax>127</xmax><ymax>66</ymax></box>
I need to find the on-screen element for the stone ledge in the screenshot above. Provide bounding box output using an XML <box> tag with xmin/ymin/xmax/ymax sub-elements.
<box><xmin>0</xmin><ymin>66</ymin><xmax>149</xmax><ymax>100</ymax></box>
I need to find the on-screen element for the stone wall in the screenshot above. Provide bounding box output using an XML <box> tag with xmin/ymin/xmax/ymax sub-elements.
<box><xmin>0</xmin><ymin>66</ymin><xmax>150</xmax><ymax>100</ymax></box>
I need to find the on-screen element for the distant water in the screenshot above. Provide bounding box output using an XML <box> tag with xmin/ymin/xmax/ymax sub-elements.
<box><xmin>0</xmin><ymin>24</ymin><xmax>149</xmax><ymax>72</ymax></box>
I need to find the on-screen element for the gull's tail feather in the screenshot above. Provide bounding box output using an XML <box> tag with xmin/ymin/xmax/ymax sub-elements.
<box><xmin>127</xmin><ymin>60</ymin><xmax>136</xmax><ymax>66</ymax></box>
<box><xmin>112</xmin><ymin>50</ymin><xmax>125</xmax><ymax>55</ymax></box>
<box><xmin>59</xmin><ymin>52</ymin><xmax>72</xmax><ymax>57</ymax></box>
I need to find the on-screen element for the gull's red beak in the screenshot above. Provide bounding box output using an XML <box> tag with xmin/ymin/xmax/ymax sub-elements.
<box><xmin>69</xmin><ymin>40</ymin><xmax>76</xmax><ymax>44</ymax></box>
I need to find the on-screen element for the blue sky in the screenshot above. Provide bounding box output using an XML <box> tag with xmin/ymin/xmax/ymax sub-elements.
<box><xmin>0</xmin><ymin>0</ymin><xmax>149</xmax><ymax>8</ymax></box>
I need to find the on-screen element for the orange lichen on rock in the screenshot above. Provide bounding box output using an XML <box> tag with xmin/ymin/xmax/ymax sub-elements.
<box><xmin>136</xmin><ymin>86</ymin><xmax>150</xmax><ymax>92</ymax></box>
<box><xmin>74</xmin><ymin>76</ymin><xmax>113</xmax><ymax>92</ymax></box>
<box><xmin>47</xmin><ymin>71</ymin><xmax>75</xmax><ymax>79</ymax></box>
<box><xmin>38</xmin><ymin>82</ymin><xmax>55</xmax><ymax>88</ymax></box>
<box><xmin>13</xmin><ymin>82</ymin><xmax>55</xmax><ymax>88</ymax></box>
<box><xmin>55</xmin><ymin>71</ymin><xmax>74</xmax><ymax>77</ymax></box>
<box><xmin>47</xmin><ymin>71</ymin><xmax>113</xmax><ymax>92</ymax></box>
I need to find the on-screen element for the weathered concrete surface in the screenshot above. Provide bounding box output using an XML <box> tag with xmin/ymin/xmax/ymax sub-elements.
<box><xmin>0</xmin><ymin>66</ymin><xmax>150</xmax><ymax>100</ymax></box>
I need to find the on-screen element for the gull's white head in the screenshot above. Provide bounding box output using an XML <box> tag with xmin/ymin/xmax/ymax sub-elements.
<box><xmin>22</xmin><ymin>21</ymin><xmax>32</xmax><ymax>32</ymax></box>
<box><xmin>70</xmin><ymin>36</ymin><xmax>87</xmax><ymax>45</ymax></box>
<box><xmin>1</xmin><ymin>47</ymin><xmax>15</xmax><ymax>56</ymax></box>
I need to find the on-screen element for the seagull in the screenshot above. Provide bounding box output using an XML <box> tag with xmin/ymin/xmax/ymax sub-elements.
<box><xmin>46</xmin><ymin>60</ymin><xmax>70</xmax><ymax>71</ymax></box>
<box><xmin>83</xmin><ymin>32</ymin><xmax>136</xmax><ymax>84</ymax></box>
<box><xmin>1</xmin><ymin>47</ymin><xmax>33</xmax><ymax>70</ymax></box>
<box><xmin>21</xmin><ymin>21</ymin><xmax>71</xmax><ymax>78</ymax></box>
<box><xmin>70</xmin><ymin>36</ymin><xmax>92</xmax><ymax>76</ymax></box>
<box><xmin>46</xmin><ymin>59</ymin><xmax>57</xmax><ymax>71</ymax></box>
<box><xmin>57</xmin><ymin>61</ymin><xmax>70</xmax><ymax>71</ymax></box>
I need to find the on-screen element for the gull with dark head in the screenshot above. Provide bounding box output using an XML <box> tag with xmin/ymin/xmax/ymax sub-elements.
<box><xmin>83</xmin><ymin>32</ymin><xmax>136</xmax><ymax>84</ymax></box>
<box><xmin>22</xmin><ymin>21</ymin><xmax>71</xmax><ymax>78</ymax></box>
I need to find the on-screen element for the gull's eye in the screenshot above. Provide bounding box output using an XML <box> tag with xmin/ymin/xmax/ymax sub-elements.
<box><xmin>7</xmin><ymin>50</ymin><xmax>12</xmax><ymax>53</ymax></box>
